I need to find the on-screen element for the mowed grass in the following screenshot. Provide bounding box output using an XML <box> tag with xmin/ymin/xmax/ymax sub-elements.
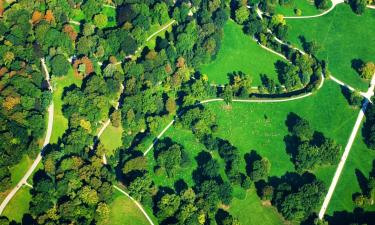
<box><xmin>274</xmin><ymin>0</ymin><xmax>331</xmax><ymax>16</ymax></box>
<box><xmin>326</xmin><ymin>124</ymin><xmax>375</xmax><ymax>215</ymax></box>
<box><xmin>286</xmin><ymin>4</ymin><xmax>375</xmax><ymax>91</ymax></box>
<box><xmin>99</xmin><ymin>124</ymin><xmax>123</xmax><ymax>154</ymax></box>
<box><xmin>99</xmin><ymin>191</ymin><xmax>150</xmax><ymax>225</ymax></box>
<box><xmin>2</xmin><ymin>186</ymin><xmax>32</xmax><ymax>222</ymax></box>
<box><xmin>50</xmin><ymin>68</ymin><xmax>82</xmax><ymax>143</ymax></box>
<box><xmin>200</xmin><ymin>20</ymin><xmax>286</xmax><ymax>86</ymax></box>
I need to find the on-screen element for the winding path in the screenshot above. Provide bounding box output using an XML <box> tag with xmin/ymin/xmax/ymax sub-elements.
<box><xmin>143</xmin><ymin>75</ymin><xmax>324</xmax><ymax>156</ymax></box>
<box><xmin>0</xmin><ymin>59</ymin><xmax>54</xmax><ymax>215</ymax></box>
<box><xmin>318</xmin><ymin>73</ymin><xmax>375</xmax><ymax>219</ymax></box>
<box><xmin>284</xmin><ymin>0</ymin><xmax>344</xmax><ymax>19</ymax></box>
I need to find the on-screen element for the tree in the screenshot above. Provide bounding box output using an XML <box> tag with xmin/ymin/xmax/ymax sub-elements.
<box><xmin>291</xmin><ymin>118</ymin><xmax>314</xmax><ymax>141</ymax></box>
<box><xmin>156</xmin><ymin>193</ymin><xmax>181</xmax><ymax>219</ymax></box>
<box><xmin>165</xmin><ymin>96</ymin><xmax>177</xmax><ymax>115</ymax></box>
<box><xmin>223</xmin><ymin>85</ymin><xmax>233</xmax><ymax>105</ymax></box>
<box><xmin>271</xmin><ymin>14</ymin><xmax>286</xmax><ymax>27</ymax></box>
<box><xmin>359</xmin><ymin>61</ymin><xmax>375</xmax><ymax>79</ymax></box>
<box><xmin>94</xmin><ymin>14</ymin><xmax>108</xmax><ymax>29</ymax></box>
<box><xmin>350</xmin><ymin>0</ymin><xmax>367</xmax><ymax>14</ymax></box>
<box><xmin>249</xmin><ymin>158</ymin><xmax>270</xmax><ymax>182</ymax></box>
<box><xmin>349</xmin><ymin>91</ymin><xmax>363</xmax><ymax>107</ymax></box>
<box><xmin>235</xmin><ymin>6</ymin><xmax>249</xmax><ymax>24</ymax></box>
<box><xmin>315</xmin><ymin>0</ymin><xmax>330</xmax><ymax>9</ymax></box>
<box><xmin>50</xmin><ymin>54</ymin><xmax>70</xmax><ymax>76</ymax></box>
<box><xmin>110</xmin><ymin>110</ymin><xmax>121</xmax><ymax>127</ymax></box>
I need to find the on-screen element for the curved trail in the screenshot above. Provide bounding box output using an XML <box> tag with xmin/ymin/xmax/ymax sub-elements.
<box><xmin>284</xmin><ymin>0</ymin><xmax>344</xmax><ymax>19</ymax></box>
<box><xmin>113</xmin><ymin>185</ymin><xmax>155</xmax><ymax>225</ymax></box>
<box><xmin>143</xmin><ymin>76</ymin><xmax>324</xmax><ymax>156</ymax></box>
<box><xmin>0</xmin><ymin>59</ymin><xmax>54</xmax><ymax>215</ymax></box>
<box><xmin>318</xmin><ymin>74</ymin><xmax>375</xmax><ymax>219</ymax></box>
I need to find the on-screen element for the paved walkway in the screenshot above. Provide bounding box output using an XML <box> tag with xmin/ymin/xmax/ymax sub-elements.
<box><xmin>0</xmin><ymin>59</ymin><xmax>54</xmax><ymax>215</ymax></box>
<box><xmin>318</xmin><ymin>74</ymin><xmax>375</xmax><ymax>219</ymax></box>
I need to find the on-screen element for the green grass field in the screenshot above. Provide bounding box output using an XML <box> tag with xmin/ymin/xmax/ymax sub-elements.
<box><xmin>100</xmin><ymin>124</ymin><xmax>123</xmax><ymax>154</ymax></box>
<box><xmin>50</xmin><ymin>68</ymin><xmax>82</xmax><ymax>143</ymax></box>
<box><xmin>2</xmin><ymin>186</ymin><xmax>32</xmax><ymax>222</ymax></box>
<box><xmin>326</xmin><ymin>123</ymin><xmax>375</xmax><ymax>215</ymax></box>
<box><xmin>274</xmin><ymin>0</ymin><xmax>331</xmax><ymax>16</ymax></box>
<box><xmin>200</xmin><ymin>20</ymin><xmax>286</xmax><ymax>86</ymax></box>
<box><xmin>99</xmin><ymin>191</ymin><xmax>150</xmax><ymax>225</ymax></box>
<box><xmin>230</xmin><ymin>188</ymin><xmax>286</xmax><ymax>225</ymax></box>
<box><xmin>286</xmin><ymin>4</ymin><xmax>375</xmax><ymax>91</ymax></box>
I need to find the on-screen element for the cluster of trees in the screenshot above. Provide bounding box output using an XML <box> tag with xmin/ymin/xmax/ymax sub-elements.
<box><xmin>28</xmin><ymin>144</ymin><xmax>114</xmax><ymax>224</ymax></box>
<box><xmin>202</xmin><ymin>135</ymin><xmax>252</xmax><ymax>189</ymax></box>
<box><xmin>286</xmin><ymin>113</ymin><xmax>341</xmax><ymax>172</ymax></box>
<box><xmin>363</xmin><ymin>104</ymin><xmax>375</xmax><ymax>150</ymax></box>
<box><xmin>259</xmin><ymin>172</ymin><xmax>326</xmax><ymax>221</ymax></box>
<box><xmin>0</xmin><ymin>2</ymin><xmax>52</xmax><ymax>191</ymax></box>
<box><xmin>154</xmin><ymin>138</ymin><xmax>190</xmax><ymax>178</ymax></box>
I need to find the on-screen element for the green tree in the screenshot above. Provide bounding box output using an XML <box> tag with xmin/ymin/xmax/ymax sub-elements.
<box><xmin>359</xmin><ymin>61</ymin><xmax>375</xmax><ymax>79</ymax></box>
<box><xmin>50</xmin><ymin>54</ymin><xmax>70</xmax><ymax>76</ymax></box>
<box><xmin>94</xmin><ymin>14</ymin><xmax>108</xmax><ymax>29</ymax></box>
<box><xmin>249</xmin><ymin>158</ymin><xmax>270</xmax><ymax>182</ymax></box>
<box><xmin>223</xmin><ymin>85</ymin><xmax>233</xmax><ymax>105</ymax></box>
<box><xmin>156</xmin><ymin>194</ymin><xmax>181</xmax><ymax>219</ymax></box>
<box><xmin>235</xmin><ymin>6</ymin><xmax>249</xmax><ymax>24</ymax></box>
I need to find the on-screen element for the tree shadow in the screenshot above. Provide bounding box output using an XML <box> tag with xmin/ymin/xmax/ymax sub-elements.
<box><xmin>351</xmin><ymin>58</ymin><xmax>364</xmax><ymax>75</ymax></box>
<box><xmin>215</xmin><ymin>208</ymin><xmax>231</xmax><ymax>225</ymax></box>
<box><xmin>326</xmin><ymin>208</ymin><xmax>375</xmax><ymax>225</ymax></box>
<box><xmin>274</xmin><ymin>60</ymin><xmax>288</xmax><ymax>83</ymax></box>
<box><xmin>340</xmin><ymin>85</ymin><xmax>352</xmax><ymax>105</ymax></box>
<box><xmin>285</xmin><ymin>112</ymin><xmax>302</xmax><ymax>133</ymax></box>
<box><xmin>298</xmin><ymin>35</ymin><xmax>308</xmax><ymax>52</ymax></box>
<box><xmin>355</xmin><ymin>168</ymin><xmax>369</xmax><ymax>194</ymax></box>
<box><xmin>174</xmin><ymin>179</ymin><xmax>188</xmax><ymax>194</ymax></box>
<box><xmin>311</xmin><ymin>131</ymin><xmax>325</xmax><ymax>147</ymax></box>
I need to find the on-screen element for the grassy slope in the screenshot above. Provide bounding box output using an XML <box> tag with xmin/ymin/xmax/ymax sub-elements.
<box><xmin>327</xmin><ymin>124</ymin><xmax>375</xmax><ymax>214</ymax></box>
<box><xmin>100</xmin><ymin>124</ymin><xmax>123</xmax><ymax>153</ymax></box>
<box><xmin>99</xmin><ymin>191</ymin><xmax>149</xmax><ymax>225</ymax></box>
<box><xmin>2</xmin><ymin>186</ymin><xmax>31</xmax><ymax>222</ymax></box>
<box><xmin>200</xmin><ymin>20</ymin><xmax>286</xmax><ymax>86</ymax></box>
<box><xmin>286</xmin><ymin>4</ymin><xmax>375</xmax><ymax>91</ymax></box>
<box><xmin>50</xmin><ymin>68</ymin><xmax>82</xmax><ymax>143</ymax></box>
<box><xmin>274</xmin><ymin>0</ymin><xmax>331</xmax><ymax>16</ymax></box>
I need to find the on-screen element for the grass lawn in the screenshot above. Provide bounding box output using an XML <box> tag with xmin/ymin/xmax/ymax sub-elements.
<box><xmin>99</xmin><ymin>124</ymin><xmax>123</xmax><ymax>154</ymax></box>
<box><xmin>102</xmin><ymin>7</ymin><xmax>117</xmax><ymax>28</ymax></box>
<box><xmin>2</xmin><ymin>186</ymin><xmax>32</xmax><ymax>222</ymax></box>
<box><xmin>50</xmin><ymin>68</ymin><xmax>82</xmax><ymax>143</ymax></box>
<box><xmin>326</xmin><ymin>123</ymin><xmax>375</xmax><ymax>215</ymax></box>
<box><xmin>99</xmin><ymin>191</ymin><xmax>150</xmax><ymax>225</ymax></box>
<box><xmin>200</xmin><ymin>20</ymin><xmax>287</xmax><ymax>86</ymax></box>
<box><xmin>10</xmin><ymin>155</ymin><xmax>33</xmax><ymax>186</ymax></box>
<box><xmin>286</xmin><ymin>4</ymin><xmax>375</xmax><ymax>91</ymax></box>
<box><xmin>230</xmin><ymin>188</ymin><xmax>286</xmax><ymax>225</ymax></box>
<box><xmin>274</xmin><ymin>0</ymin><xmax>332</xmax><ymax>16</ymax></box>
